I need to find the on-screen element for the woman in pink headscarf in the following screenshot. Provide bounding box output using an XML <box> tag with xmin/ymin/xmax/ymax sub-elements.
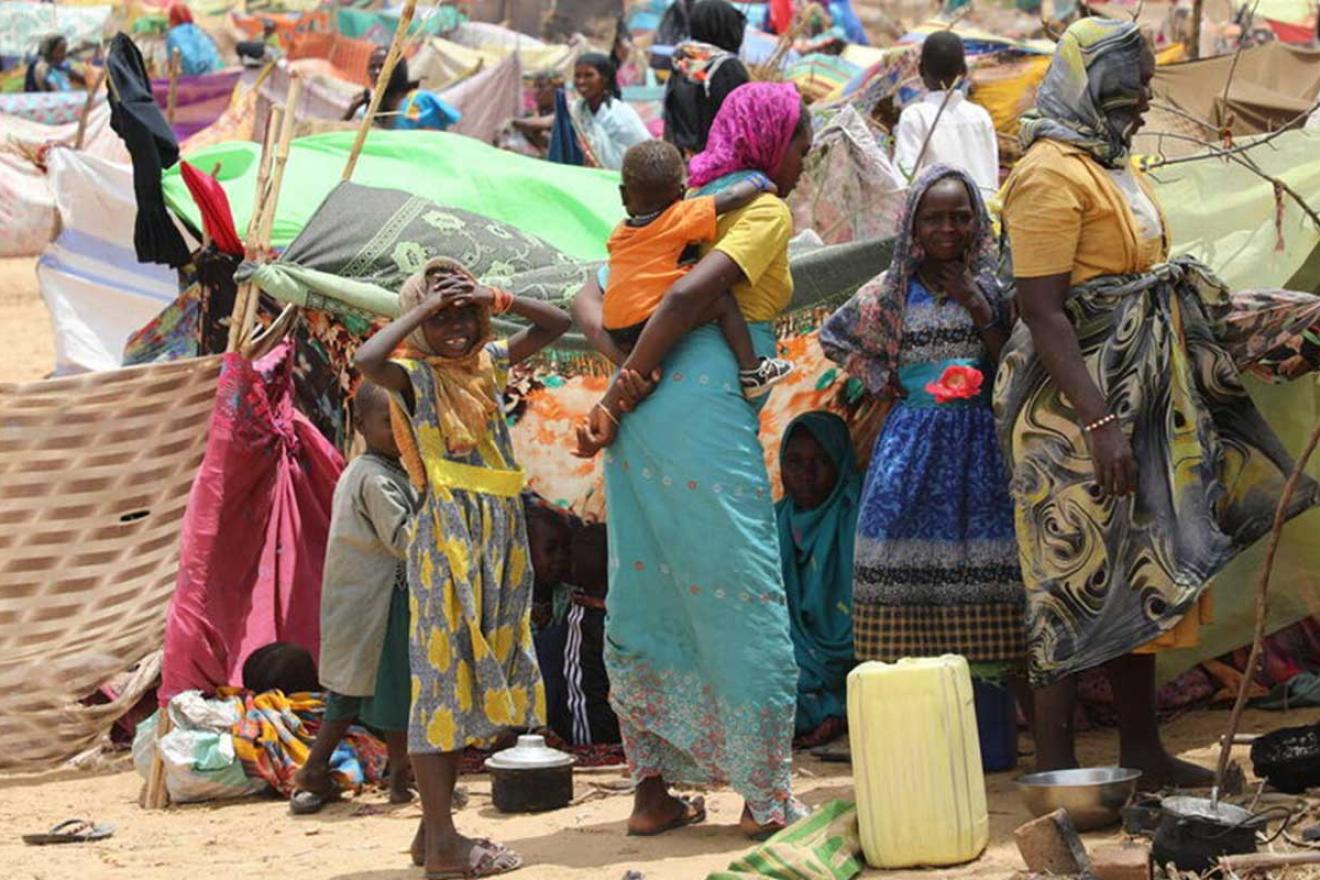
<box><xmin>572</xmin><ymin>83</ymin><xmax>812</xmax><ymax>839</ymax></box>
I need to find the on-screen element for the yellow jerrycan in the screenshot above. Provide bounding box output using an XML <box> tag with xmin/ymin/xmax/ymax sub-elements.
<box><xmin>847</xmin><ymin>655</ymin><xmax>989</xmax><ymax>868</ymax></box>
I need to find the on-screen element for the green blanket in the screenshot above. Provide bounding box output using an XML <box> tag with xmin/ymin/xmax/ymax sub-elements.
<box><xmin>708</xmin><ymin>800</ymin><xmax>865</xmax><ymax>880</ymax></box>
<box><xmin>164</xmin><ymin>131</ymin><xmax>624</xmax><ymax>259</ymax></box>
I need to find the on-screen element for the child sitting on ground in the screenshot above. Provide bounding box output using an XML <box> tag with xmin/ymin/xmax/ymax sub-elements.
<box><xmin>290</xmin><ymin>382</ymin><xmax>416</xmax><ymax>815</ymax></box>
<box><xmin>355</xmin><ymin>257</ymin><xmax>571</xmax><ymax>879</ymax></box>
<box><xmin>525</xmin><ymin>497</ymin><xmax>574</xmax><ymax>736</ymax></box>
<box><xmin>603</xmin><ymin>139</ymin><xmax>794</xmax><ymax>398</ymax></box>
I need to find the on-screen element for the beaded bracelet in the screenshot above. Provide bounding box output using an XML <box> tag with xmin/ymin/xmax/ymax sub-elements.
<box><xmin>1082</xmin><ymin>412</ymin><xmax>1119</xmax><ymax>434</ymax></box>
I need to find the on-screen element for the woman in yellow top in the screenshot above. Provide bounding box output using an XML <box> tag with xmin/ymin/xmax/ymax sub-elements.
<box><xmin>573</xmin><ymin>83</ymin><xmax>813</xmax><ymax>839</ymax></box>
<box><xmin>998</xmin><ymin>18</ymin><xmax>1320</xmax><ymax>788</ymax></box>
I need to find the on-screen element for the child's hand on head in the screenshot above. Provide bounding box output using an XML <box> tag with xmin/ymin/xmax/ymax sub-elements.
<box><xmin>445</xmin><ymin>285</ymin><xmax>496</xmax><ymax>310</ymax></box>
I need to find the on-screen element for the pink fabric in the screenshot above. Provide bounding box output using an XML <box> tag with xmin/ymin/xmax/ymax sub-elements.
<box><xmin>160</xmin><ymin>343</ymin><xmax>344</xmax><ymax>705</ymax></box>
<box><xmin>688</xmin><ymin>81</ymin><xmax>803</xmax><ymax>188</ymax></box>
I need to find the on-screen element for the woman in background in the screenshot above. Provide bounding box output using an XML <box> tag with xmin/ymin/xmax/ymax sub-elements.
<box><xmin>344</xmin><ymin>47</ymin><xmax>462</xmax><ymax>132</ymax></box>
<box><xmin>166</xmin><ymin>4</ymin><xmax>224</xmax><ymax>76</ymax></box>
<box><xmin>26</xmin><ymin>35</ymin><xmax>86</xmax><ymax>92</ymax></box>
<box><xmin>663</xmin><ymin>0</ymin><xmax>750</xmax><ymax>155</ymax></box>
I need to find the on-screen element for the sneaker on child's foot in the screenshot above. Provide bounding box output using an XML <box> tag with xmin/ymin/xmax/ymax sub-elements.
<box><xmin>740</xmin><ymin>357</ymin><xmax>794</xmax><ymax>399</ymax></box>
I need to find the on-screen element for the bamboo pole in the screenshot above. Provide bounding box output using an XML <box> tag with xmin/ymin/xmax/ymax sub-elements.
<box><xmin>1212</xmin><ymin>410</ymin><xmax>1320</xmax><ymax>802</ymax></box>
<box><xmin>236</xmin><ymin>75</ymin><xmax>302</xmax><ymax>349</ymax></box>
<box><xmin>225</xmin><ymin>106</ymin><xmax>282</xmax><ymax>352</ymax></box>
<box><xmin>165</xmin><ymin>48</ymin><xmax>181</xmax><ymax>126</ymax></box>
<box><xmin>341</xmin><ymin>0</ymin><xmax>417</xmax><ymax>182</ymax></box>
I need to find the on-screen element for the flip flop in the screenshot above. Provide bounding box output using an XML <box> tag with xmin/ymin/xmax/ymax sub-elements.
<box><xmin>626</xmin><ymin>795</ymin><xmax>707</xmax><ymax>837</ymax></box>
<box><xmin>290</xmin><ymin>785</ymin><xmax>342</xmax><ymax>815</ymax></box>
<box><xmin>22</xmin><ymin>819</ymin><xmax>115</xmax><ymax>846</ymax></box>
<box><xmin>424</xmin><ymin>839</ymin><xmax>522</xmax><ymax>879</ymax></box>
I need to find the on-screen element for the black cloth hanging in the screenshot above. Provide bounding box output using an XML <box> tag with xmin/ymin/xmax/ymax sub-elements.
<box><xmin>106</xmin><ymin>32</ymin><xmax>191</xmax><ymax>268</ymax></box>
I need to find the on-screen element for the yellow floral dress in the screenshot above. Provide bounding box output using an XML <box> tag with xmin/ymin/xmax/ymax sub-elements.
<box><xmin>394</xmin><ymin>342</ymin><xmax>546</xmax><ymax>753</ymax></box>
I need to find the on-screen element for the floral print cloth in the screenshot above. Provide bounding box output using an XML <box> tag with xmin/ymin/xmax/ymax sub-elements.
<box><xmin>394</xmin><ymin>345</ymin><xmax>546</xmax><ymax>753</ymax></box>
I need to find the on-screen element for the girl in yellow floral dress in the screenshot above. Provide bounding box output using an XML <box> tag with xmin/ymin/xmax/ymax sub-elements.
<box><xmin>356</xmin><ymin>257</ymin><xmax>570</xmax><ymax>879</ymax></box>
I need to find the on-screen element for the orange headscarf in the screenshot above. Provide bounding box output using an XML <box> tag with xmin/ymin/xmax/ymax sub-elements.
<box><xmin>389</xmin><ymin>258</ymin><xmax>500</xmax><ymax>487</ymax></box>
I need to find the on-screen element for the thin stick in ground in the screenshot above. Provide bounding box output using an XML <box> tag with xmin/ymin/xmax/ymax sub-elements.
<box><xmin>1212</xmin><ymin>409</ymin><xmax>1320</xmax><ymax>799</ymax></box>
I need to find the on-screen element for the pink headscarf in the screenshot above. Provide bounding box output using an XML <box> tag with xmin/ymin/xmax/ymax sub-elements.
<box><xmin>688</xmin><ymin>82</ymin><xmax>804</xmax><ymax>188</ymax></box>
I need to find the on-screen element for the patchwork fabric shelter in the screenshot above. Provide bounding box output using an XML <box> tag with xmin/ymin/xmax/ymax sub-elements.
<box><xmin>160</xmin><ymin>343</ymin><xmax>343</xmax><ymax>705</ymax></box>
<box><xmin>0</xmin><ymin>356</ymin><xmax>223</xmax><ymax>769</ymax></box>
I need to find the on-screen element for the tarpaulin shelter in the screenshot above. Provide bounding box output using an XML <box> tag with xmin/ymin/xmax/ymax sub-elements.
<box><xmin>0</xmin><ymin>1</ymin><xmax>114</xmax><ymax>56</ymax></box>
<box><xmin>149</xmin><ymin>67</ymin><xmax>243</xmax><ymax>140</ymax></box>
<box><xmin>0</xmin><ymin>355</ymin><xmax>223</xmax><ymax>768</ymax></box>
<box><xmin>37</xmin><ymin>148</ymin><xmax>182</xmax><ymax>373</ymax></box>
<box><xmin>1153</xmin><ymin>42</ymin><xmax>1320</xmax><ymax>133</ymax></box>
<box><xmin>0</xmin><ymin>102</ymin><xmax>129</xmax><ymax>258</ymax></box>
<box><xmin>159</xmin><ymin>342</ymin><xmax>342</xmax><ymax>704</ymax></box>
<box><xmin>163</xmin><ymin>130</ymin><xmax>625</xmax><ymax>258</ymax></box>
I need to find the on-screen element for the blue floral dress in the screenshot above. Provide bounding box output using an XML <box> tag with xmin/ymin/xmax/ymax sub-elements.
<box><xmin>851</xmin><ymin>279</ymin><xmax>1024</xmax><ymax>664</ymax></box>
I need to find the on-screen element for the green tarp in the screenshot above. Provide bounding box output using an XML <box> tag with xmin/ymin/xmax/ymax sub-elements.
<box><xmin>335</xmin><ymin>5</ymin><xmax>466</xmax><ymax>40</ymax></box>
<box><xmin>163</xmin><ymin>131</ymin><xmax>625</xmax><ymax>260</ymax></box>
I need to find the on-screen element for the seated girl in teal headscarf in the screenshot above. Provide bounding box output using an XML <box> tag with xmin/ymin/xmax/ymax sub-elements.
<box><xmin>775</xmin><ymin>411</ymin><xmax>860</xmax><ymax>744</ymax></box>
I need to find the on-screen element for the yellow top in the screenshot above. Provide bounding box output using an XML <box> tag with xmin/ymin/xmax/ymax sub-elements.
<box><xmin>703</xmin><ymin>193</ymin><xmax>795</xmax><ymax>322</ymax></box>
<box><xmin>1002</xmin><ymin>139</ymin><xmax>1168</xmax><ymax>285</ymax></box>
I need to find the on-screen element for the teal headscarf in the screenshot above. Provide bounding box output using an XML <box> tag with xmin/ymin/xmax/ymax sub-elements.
<box><xmin>774</xmin><ymin>411</ymin><xmax>861</xmax><ymax>736</ymax></box>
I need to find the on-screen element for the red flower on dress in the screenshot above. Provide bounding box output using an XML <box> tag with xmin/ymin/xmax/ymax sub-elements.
<box><xmin>924</xmin><ymin>364</ymin><xmax>984</xmax><ymax>404</ymax></box>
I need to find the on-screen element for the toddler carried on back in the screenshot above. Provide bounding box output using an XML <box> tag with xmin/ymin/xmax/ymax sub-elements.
<box><xmin>603</xmin><ymin>139</ymin><xmax>793</xmax><ymax>398</ymax></box>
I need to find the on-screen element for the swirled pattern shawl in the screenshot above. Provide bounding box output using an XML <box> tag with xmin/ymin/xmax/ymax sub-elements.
<box><xmin>1018</xmin><ymin>18</ymin><xmax>1146</xmax><ymax>167</ymax></box>
<box><xmin>994</xmin><ymin>257</ymin><xmax>1320</xmax><ymax>684</ymax></box>
<box><xmin>818</xmin><ymin>164</ymin><xmax>1000</xmax><ymax>398</ymax></box>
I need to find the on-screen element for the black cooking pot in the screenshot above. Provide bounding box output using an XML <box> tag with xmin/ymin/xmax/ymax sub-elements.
<box><xmin>484</xmin><ymin>735</ymin><xmax>575</xmax><ymax>814</ymax></box>
<box><xmin>1152</xmin><ymin>796</ymin><xmax>1283</xmax><ymax>874</ymax></box>
<box><xmin>1251</xmin><ymin>723</ymin><xmax>1320</xmax><ymax>794</ymax></box>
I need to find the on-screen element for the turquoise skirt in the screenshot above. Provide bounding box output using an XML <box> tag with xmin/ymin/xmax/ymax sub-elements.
<box><xmin>603</xmin><ymin>323</ymin><xmax>802</xmax><ymax>826</ymax></box>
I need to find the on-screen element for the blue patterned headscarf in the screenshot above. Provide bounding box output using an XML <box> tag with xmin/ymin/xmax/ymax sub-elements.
<box><xmin>1019</xmin><ymin>18</ymin><xmax>1149</xmax><ymax>167</ymax></box>
<box><xmin>819</xmin><ymin>164</ymin><xmax>1000</xmax><ymax>398</ymax></box>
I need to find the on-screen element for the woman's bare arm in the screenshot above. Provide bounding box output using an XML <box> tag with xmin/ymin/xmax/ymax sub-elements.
<box><xmin>1017</xmin><ymin>273</ymin><xmax>1136</xmax><ymax>497</ymax></box>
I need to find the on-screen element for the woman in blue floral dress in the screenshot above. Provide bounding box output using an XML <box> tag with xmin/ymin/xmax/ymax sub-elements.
<box><xmin>820</xmin><ymin>165</ymin><xmax>1024</xmax><ymax>671</ymax></box>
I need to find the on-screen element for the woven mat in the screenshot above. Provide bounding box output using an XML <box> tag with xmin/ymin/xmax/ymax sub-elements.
<box><xmin>0</xmin><ymin>357</ymin><xmax>223</xmax><ymax>769</ymax></box>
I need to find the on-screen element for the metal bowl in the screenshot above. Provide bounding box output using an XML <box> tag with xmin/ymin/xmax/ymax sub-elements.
<box><xmin>1016</xmin><ymin>767</ymin><xmax>1143</xmax><ymax>832</ymax></box>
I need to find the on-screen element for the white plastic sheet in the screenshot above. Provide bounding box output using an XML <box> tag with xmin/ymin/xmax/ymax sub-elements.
<box><xmin>37</xmin><ymin>149</ymin><xmax>185</xmax><ymax>374</ymax></box>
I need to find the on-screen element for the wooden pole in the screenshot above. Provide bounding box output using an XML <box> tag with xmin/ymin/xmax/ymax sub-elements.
<box><xmin>1188</xmin><ymin>0</ymin><xmax>1205</xmax><ymax>59</ymax></box>
<box><xmin>341</xmin><ymin>0</ymin><xmax>417</xmax><ymax>182</ymax></box>
<box><xmin>908</xmin><ymin>74</ymin><xmax>965</xmax><ymax>181</ymax></box>
<box><xmin>225</xmin><ymin>107</ymin><xmax>282</xmax><ymax>353</ymax></box>
<box><xmin>1220</xmin><ymin>851</ymin><xmax>1320</xmax><ymax>873</ymax></box>
<box><xmin>142</xmin><ymin>711</ymin><xmax>173</xmax><ymax>809</ymax></box>
<box><xmin>1212</xmin><ymin>410</ymin><xmax>1320</xmax><ymax>801</ymax></box>
<box><xmin>73</xmin><ymin>67</ymin><xmax>104</xmax><ymax>151</ymax></box>
<box><xmin>165</xmin><ymin>48</ymin><xmax>181</xmax><ymax>126</ymax></box>
<box><xmin>236</xmin><ymin>74</ymin><xmax>302</xmax><ymax>349</ymax></box>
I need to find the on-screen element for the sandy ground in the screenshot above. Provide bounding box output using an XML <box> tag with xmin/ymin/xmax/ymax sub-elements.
<box><xmin>4</xmin><ymin>706</ymin><xmax>1315</xmax><ymax>880</ymax></box>
<box><xmin>0</xmin><ymin>257</ymin><xmax>54</xmax><ymax>384</ymax></box>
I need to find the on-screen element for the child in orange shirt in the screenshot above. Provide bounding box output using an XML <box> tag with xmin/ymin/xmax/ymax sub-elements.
<box><xmin>603</xmin><ymin>139</ymin><xmax>794</xmax><ymax>398</ymax></box>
